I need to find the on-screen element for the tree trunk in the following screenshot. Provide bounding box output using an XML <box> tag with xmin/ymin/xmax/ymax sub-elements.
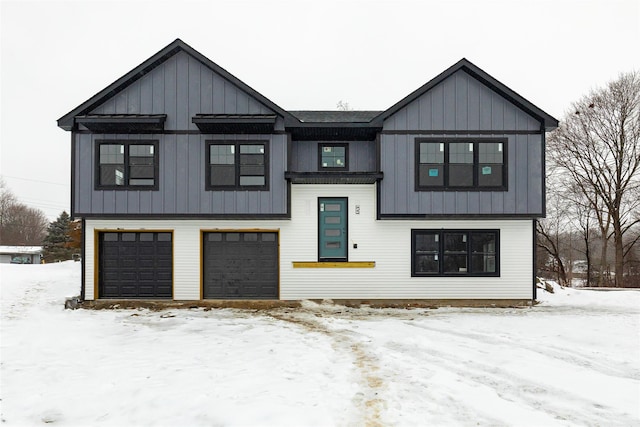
<box><xmin>613</xmin><ymin>218</ymin><xmax>625</xmax><ymax>287</ymax></box>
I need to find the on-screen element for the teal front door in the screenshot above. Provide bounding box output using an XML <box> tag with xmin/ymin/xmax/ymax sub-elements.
<box><xmin>318</xmin><ymin>198</ymin><xmax>348</xmax><ymax>261</ymax></box>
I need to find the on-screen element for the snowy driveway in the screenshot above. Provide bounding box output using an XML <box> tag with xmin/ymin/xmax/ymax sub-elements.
<box><xmin>1</xmin><ymin>262</ymin><xmax>639</xmax><ymax>426</ymax></box>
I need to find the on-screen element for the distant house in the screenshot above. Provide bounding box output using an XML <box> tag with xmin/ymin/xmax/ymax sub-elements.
<box><xmin>0</xmin><ymin>246</ymin><xmax>42</xmax><ymax>264</ymax></box>
<box><xmin>57</xmin><ymin>39</ymin><xmax>558</xmax><ymax>302</ymax></box>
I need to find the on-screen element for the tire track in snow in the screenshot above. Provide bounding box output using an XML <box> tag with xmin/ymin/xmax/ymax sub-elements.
<box><xmin>267</xmin><ymin>309</ymin><xmax>386</xmax><ymax>427</ymax></box>
<box><xmin>382</xmin><ymin>322</ymin><xmax>638</xmax><ymax>426</ymax></box>
<box><xmin>406</xmin><ymin>321</ymin><xmax>640</xmax><ymax>380</ymax></box>
<box><xmin>2</xmin><ymin>280</ymin><xmax>48</xmax><ymax>320</ymax></box>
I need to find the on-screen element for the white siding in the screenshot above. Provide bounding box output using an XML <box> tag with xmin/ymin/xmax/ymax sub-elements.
<box><xmin>282</xmin><ymin>185</ymin><xmax>533</xmax><ymax>300</ymax></box>
<box><xmin>84</xmin><ymin>185</ymin><xmax>533</xmax><ymax>301</ymax></box>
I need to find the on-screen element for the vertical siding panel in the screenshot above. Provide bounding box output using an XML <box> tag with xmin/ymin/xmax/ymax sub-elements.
<box><xmin>503</xmin><ymin>137</ymin><xmax>516</xmax><ymax>212</ymax></box>
<box><xmin>127</xmin><ymin>80</ymin><xmax>141</xmax><ymax>113</ymax></box>
<box><xmin>127</xmin><ymin>191</ymin><xmax>140</xmax><ymax>214</ymax></box>
<box><xmin>188</xmin><ymin>56</ymin><xmax>201</xmax><ymax>130</ymax></box>
<box><xmin>467</xmin><ymin>191</ymin><xmax>480</xmax><ymax>213</ymax></box>
<box><xmin>407</xmin><ymin>102</ymin><xmax>420</xmax><ymax>130</ymax></box>
<box><xmin>187</xmin><ymin>135</ymin><xmax>200</xmax><ymax>213</ymax></box>
<box><xmin>176</xmin><ymin>53</ymin><xmax>189</xmax><ymax>130</ymax></box>
<box><xmin>115</xmin><ymin>92</ymin><xmax>127</xmax><ymax>113</ymax></box>
<box><xmin>140</xmin><ymin>75</ymin><xmax>152</xmax><ymax>112</ymax></box>
<box><xmin>528</xmin><ymin>134</ymin><xmax>542</xmax><ymax>213</ymax></box>
<box><xmin>443</xmin><ymin>78</ymin><xmax>456</xmax><ymax>129</ymax></box>
<box><xmin>163</xmin><ymin>135</ymin><xmax>177</xmax><ymax>213</ymax></box>
<box><xmin>394</xmin><ymin>108</ymin><xmax>408</xmax><ymax>130</ymax></box>
<box><xmin>248</xmin><ymin>98</ymin><xmax>263</xmax><ymax>114</ymax></box>
<box><xmin>491</xmin><ymin>93</ymin><xmax>505</xmax><ymax>130</ymax></box>
<box><xmin>503</xmin><ymin>98</ymin><xmax>516</xmax><ymax>130</ymax></box>
<box><xmin>479</xmin><ymin>86</ymin><xmax>492</xmax><ymax>130</ymax></box>
<box><xmin>224</xmin><ymin>81</ymin><xmax>237</xmax><ymax>113</ymax></box>
<box><xmin>223</xmin><ymin>193</ymin><xmax>235</xmax><ymax>214</ymax></box>
<box><xmin>431</xmin><ymin>82</ymin><xmax>445</xmax><ymax>129</ymax></box>
<box><xmin>515</xmin><ymin>135</ymin><xmax>528</xmax><ymax>213</ymax></box>
<box><xmin>444</xmin><ymin>193</ymin><xmax>456</xmax><ymax>213</ymax></box>
<box><xmin>212</xmin><ymin>73</ymin><xmax>224</xmax><ymax>113</ymax></box>
<box><xmin>200</xmin><ymin>63</ymin><xmax>213</xmax><ymax>113</ymax></box>
<box><xmin>467</xmin><ymin>75</ymin><xmax>481</xmax><ymax>129</ymax></box>
<box><xmin>380</xmin><ymin>137</ymin><xmax>394</xmax><ymax>214</ymax></box>
<box><xmin>479</xmin><ymin>192</ymin><xmax>492</xmax><ymax>214</ymax></box>
<box><xmin>431</xmin><ymin>192</ymin><xmax>444</xmax><ymax>214</ymax></box>
<box><xmin>455</xmin><ymin>192</ymin><xmax>468</xmax><ymax>214</ymax></box>
<box><xmin>418</xmin><ymin>92</ymin><xmax>431</xmax><ymax>129</ymax></box>
<box><xmin>395</xmin><ymin>136</ymin><xmax>408</xmax><ymax>213</ymax></box>
<box><xmin>211</xmin><ymin>192</ymin><xmax>223</xmax><ymax>213</ymax></box>
<box><xmin>115</xmin><ymin>191</ymin><xmax>127</xmax><ymax>214</ymax></box>
<box><xmin>152</xmin><ymin>63</ymin><xmax>164</xmax><ymax>114</ymax></box>
<box><xmin>491</xmin><ymin>192</ymin><xmax>504</xmax><ymax>214</ymax></box>
<box><xmin>455</xmin><ymin>72</ymin><xmax>468</xmax><ymax>130</ymax></box>
<box><xmin>164</xmin><ymin>55</ymin><xmax>177</xmax><ymax>130</ymax></box>
<box><xmin>237</xmin><ymin>90</ymin><xmax>250</xmax><ymax>114</ymax></box>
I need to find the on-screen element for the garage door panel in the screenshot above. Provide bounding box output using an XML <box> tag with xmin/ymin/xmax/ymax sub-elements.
<box><xmin>99</xmin><ymin>232</ymin><xmax>172</xmax><ymax>299</ymax></box>
<box><xmin>203</xmin><ymin>232</ymin><xmax>278</xmax><ymax>299</ymax></box>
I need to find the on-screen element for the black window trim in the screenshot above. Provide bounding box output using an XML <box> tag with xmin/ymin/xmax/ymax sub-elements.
<box><xmin>206</xmin><ymin>140</ymin><xmax>269</xmax><ymax>191</ymax></box>
<box><xmin>95</xmin><ymin>139</ymin><xmax>159</xmax><ymax>191</ymax></box>
<box><xmin>318</xmin><ymin>143</ymin><xmax>349</xmax><ymax>171</ymax></box>
<box><xmin>414</xmin><ymin>138</ymin><xmax>507</xmax><ymax>191</ymax></box>
<box><xmin>411</xmin><ymin>229</ymin><xmax>500</xmax><ymax>277</ymax></box>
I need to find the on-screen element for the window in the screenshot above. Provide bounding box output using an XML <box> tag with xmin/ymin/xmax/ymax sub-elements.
<box><xmin>319</xmin><ymin>144</ymin><xmax>348</xmax><ymax>170</ymax></box>
<box><xmin>207</xmin><ymin>141</ymin><xmax>268</xmax><ymax>190</ymax></box>
<box><xmin>97</xmin><ymin>140</ymin><xmax>158</xmax><ymax>189</ymax></box>
<box><xmin>412</xmin><ymin>229</ymin><xmax>499</xmax><ymax>277</ymax></box>
<box><xmin>416</xmin><ymin>139</ymin><xmax>506</xmax><ymax>190</ymax></box>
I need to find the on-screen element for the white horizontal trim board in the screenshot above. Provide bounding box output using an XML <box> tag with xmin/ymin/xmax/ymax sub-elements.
<box><xmin>84</xmin><ymin>184</ymin><xmax>533</xmax><ymax>300</ymax></box>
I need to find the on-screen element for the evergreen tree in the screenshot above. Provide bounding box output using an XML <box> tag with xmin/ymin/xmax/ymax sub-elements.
<box><xmin>42</xmin><ymin>211</ymin><xmax>74</xmax><ymax>262</ymax></box>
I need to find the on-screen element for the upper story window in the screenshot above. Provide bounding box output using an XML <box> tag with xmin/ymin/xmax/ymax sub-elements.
<box><xmin>97</xmin><ymin>140</ymin><xmax>158</xmax><ymax>190</ymax></box>
<box><xmin>207</xmin><ymin>141</ymin><xmax>268</xmax><ymax>190</ymax></box>
<box><xmin>415</xmin><ymin>139</ymin><xmax>506</xmax><ymax>190</ymax></box>
<box><xmin>319</xmin><ymin>144</ymin><xmax>348</xmax><ymax>170</ymax></box>
<box><xmin>412</xmin><ymin>229</ymin><xmax>499</xmax><ymax>277</ymax></box>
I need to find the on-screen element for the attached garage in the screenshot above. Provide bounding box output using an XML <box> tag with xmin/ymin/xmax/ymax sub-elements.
<box><xmin>98</xmin><ymin>232</ymin><xmax>173</xmax><ymax>298</ymax></box>
<box><xmin>203</xmin><ymin>231</ymin><xmax>279</xmax><ymax>299</ymax></box>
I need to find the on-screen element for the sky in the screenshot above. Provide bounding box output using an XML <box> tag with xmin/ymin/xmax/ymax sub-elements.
<box><xmin>0</xmin><ymin>0</ymin><xmax>638</xmax><ymax>220</ymax></box>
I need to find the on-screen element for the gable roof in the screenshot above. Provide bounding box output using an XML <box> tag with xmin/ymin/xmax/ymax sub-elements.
<box><xmin>374</xmin><ymin>58</ymin><xmax>559</xmax><ymax>131</ymax></box>
<box><xmin>290</xmin><ymin>111</ymin><xmax>382</xmax><ymax>123</ymax></box>
<box><xmin>57</xmin><ymin>39</ymin><xmax>295</xmax><ymax>130</ymax></box>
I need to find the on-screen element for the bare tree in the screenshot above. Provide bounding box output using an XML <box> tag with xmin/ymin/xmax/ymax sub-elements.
<box><xmin>0</xmin><ymin>180</ymin><xmax>49</xmax><ymax>246</ymax></box>
<box><xmin>548</xmin><ymin>71</ymin><xmax>640</xmax><ymax>286</ymax></box>
<box><xmin>336</xmin><ymin>100</ymin><xmax>353</xmax><ymax>111</ymax></box>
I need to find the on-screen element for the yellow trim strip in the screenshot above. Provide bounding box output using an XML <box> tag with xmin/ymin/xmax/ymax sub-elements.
<box><xmin>292</xmin><ymin>261</ymin><xmax>375</xmax><ymax>268</ymax></box>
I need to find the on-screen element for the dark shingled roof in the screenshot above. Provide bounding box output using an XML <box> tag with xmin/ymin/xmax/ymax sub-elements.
<box><xmin>290</xmin><ymin>111</ymin><xmax>383</xmax><ymax>123</ymax></box>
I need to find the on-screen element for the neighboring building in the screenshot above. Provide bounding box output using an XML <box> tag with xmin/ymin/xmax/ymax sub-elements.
<box><xmin>57</xmin><ymin>39</ymin><xmax>558</xmax><ymax>302</ymax></box>
<box><xmin>0</xmin><ymin>246</ymin><xmax>42</xmax><ymax>264</ymax></box>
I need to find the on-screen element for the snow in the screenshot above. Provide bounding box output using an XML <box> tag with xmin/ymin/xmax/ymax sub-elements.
<box><xmin>1</xmin><ymin>263</ymin><xmax>639</xmax><ymax>426</ymax></box>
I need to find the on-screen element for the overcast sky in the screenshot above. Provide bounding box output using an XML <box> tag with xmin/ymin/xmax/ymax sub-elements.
<box><xmin>1</xmin><ymin>0</ymin><xmax>638</xmax><ymax>220</ymax></box>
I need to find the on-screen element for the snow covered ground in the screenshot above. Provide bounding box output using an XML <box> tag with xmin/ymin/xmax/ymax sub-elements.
<box><xmin>1</xmin><ymin>262</ymin><xmax>639</xmax><ymax>426</ymax></box>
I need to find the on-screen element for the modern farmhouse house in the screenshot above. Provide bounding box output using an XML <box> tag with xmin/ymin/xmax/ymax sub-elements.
<box><xmin>58</xmin><ymin>39</ymin><xmax>558</xmax><ymax>303</ymax></box>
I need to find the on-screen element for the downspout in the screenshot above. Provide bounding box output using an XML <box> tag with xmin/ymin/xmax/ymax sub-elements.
<box><xmin>532</xmin><ymin>218</ymin><xmax>537</xmax><ymax>306</ymax></box>
<box><xmin>80</xmin><ymin>218</ymin><xmax>86</xmax><ymax>301</ymax></box>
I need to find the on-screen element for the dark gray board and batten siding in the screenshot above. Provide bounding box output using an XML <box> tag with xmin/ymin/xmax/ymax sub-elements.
<box><xmin>289</xmin><ymin>140</ymin><xmax>377</xmax><ymax>172</ymax></box>
<box><xmin>380</xmin><ymin>70</ymin><xmax>544</xmax><ymax>217</ymax></box>
<box><xmin>73</xmin><ymin>50</ymin><xmax>287</xmax><ymax>216</ymax></box>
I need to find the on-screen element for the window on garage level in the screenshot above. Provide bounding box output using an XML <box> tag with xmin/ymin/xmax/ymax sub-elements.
<box><xmin>319</xmin><ymin>144</ymin><xmax>348</xmax><ymax>169</ymax></box>
<box><xmin>412</xmin><ymin>229</ymin><xmax>499</xmax><ymax>277</ymax></box>
<box><xmin>97</xmin><ymin>140</ymin><xmax>158</xmax><ymax>190</ymax></box>
<box><xmin>207</xmin><ymin>141</ymin><xmax>268</xmax><ymax>190</ymax></box>
<box><xmin>415</xmin><ymin>139</ymin><xmax>506</xmax><ymax>190</ymax></box>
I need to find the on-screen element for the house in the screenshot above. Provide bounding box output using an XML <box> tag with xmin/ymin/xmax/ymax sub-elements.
<box><xmin>57</xmin><ymin>39</ymin><xmax>558</xmax><ymax>303</ymax></box>
<box><xmin>0</xmin><ymin>246</ymin><xmax>42</xmax><ymax>264</ymax></box>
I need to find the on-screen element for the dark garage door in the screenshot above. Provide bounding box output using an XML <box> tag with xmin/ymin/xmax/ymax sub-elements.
<box><xmin>99</xmin><ymin>232</ymin><xmax>172</xmax><ymax>298</ymax></box>
<box><xmin>203</xmin><ymin>232</ymin><xmax>278</xmax><ymax>299</ymax></box>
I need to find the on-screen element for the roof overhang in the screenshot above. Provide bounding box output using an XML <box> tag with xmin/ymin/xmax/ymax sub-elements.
<box><xmin>75</xmin><ymin>114</ymin><xmax>167</xmax><ymax>133</ymax></box>
<box><xmin>286</xmin><ymin>124</ymin><xmax>382</xmax><ymax>141</ymax></box>
<box><xmin>192</xmin><ymin>114</ymin><xmax>277</xmax><ymax>134</ymax></box>
<box><xmin>285</xmin><ymin>171</ymin><xmax>383</xmax><ymax>184</ymax></box>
